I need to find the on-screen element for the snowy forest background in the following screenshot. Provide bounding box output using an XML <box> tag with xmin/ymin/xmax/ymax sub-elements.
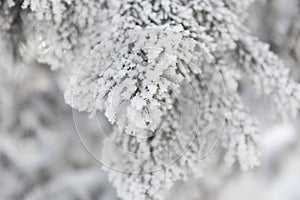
<box><xmin>1</xmin><ymin>0</ymin><xmax>300</xmax><ymax>200</ymax></box>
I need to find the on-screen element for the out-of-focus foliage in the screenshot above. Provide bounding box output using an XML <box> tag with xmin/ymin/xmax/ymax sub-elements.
<box><xmin>248</xmin><ymin>0</ymin><xmax>300</xmax><ymax>80</ymax></box>
<box><xmin>0</xmin><ymin>55</ymin><xmax>118</xmax><ymax>200</ymax></box>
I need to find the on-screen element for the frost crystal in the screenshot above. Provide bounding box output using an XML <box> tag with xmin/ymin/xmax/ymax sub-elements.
<box><xmin>63</xmin><ymin>1</ymin><xmax>300</xmax><ymax>199</ymax></box>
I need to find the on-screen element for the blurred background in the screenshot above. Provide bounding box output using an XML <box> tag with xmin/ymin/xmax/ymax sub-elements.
<box><xmin>0</xmin><ymin>0</ymin><xmax>300</xmax><ymax>199</ymax></box>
